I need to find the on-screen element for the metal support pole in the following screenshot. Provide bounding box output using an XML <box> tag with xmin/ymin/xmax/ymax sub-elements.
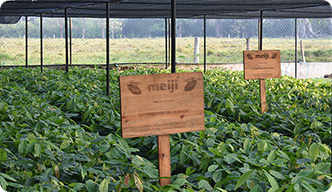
<box><xmin>168</xmin><ymin>19</ymin><xmax>171</xmax><ymax>68</ymax></box>
<box><xmin>258</xmin><ymin>10</ymin><xmax>263</xmax><ymax>50</ymax></box>
<box><xmin>70</xmin><ymin>17</ymin><xmax>72</xmax><ymax>66</ymax></box>
<box><xmin>165</xmin><ymin>18</ymin><xmax>168</xmax><ymax>69</ymax></box>
<box><xmin>295</xmin><ymin>18</ymin><xmax>298</xmax><ymax>79</ymax></box>
<box><xmin>204</xmin><ymin>15</ymin><xmax>206</xmax><ymax>73</ymax></box>
<box><xmin>171</xmin><ymin>0</ymin><xmax>176</xmax><ymax>73</ymax></box>
<box><xmin>40</xmin><ymin>13</ymin><xmax>43</xmax><ymax>72</ymax></box>
<box><xmin>65</xmin><ymin>8</ymin><xmax>69</xmax><ymax>73</ymax></box>
<box><xmin>25</xmin><ymin>16</ymin><xmax>28</xmax><ymax>68</ymax></box>
<box><xmin>258</xmin><ymin>10</ymin><xmax>267</xmax><ymax>113</ymax></box>
<box><xmin>106</xmin><ymin>2</ymin><xmax>110</xmax><ymax>96</ymax></box>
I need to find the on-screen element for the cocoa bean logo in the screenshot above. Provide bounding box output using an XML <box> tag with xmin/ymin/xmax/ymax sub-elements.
<box><xmin>127</xmin><ymin>81</ymin><xmax>142</xmax><ymax>95</ymax></box>
<box><xmin>247</xmin><ymin>54</ymin><xmax>253</xmax><ymax>60</ymax></box>
<box><xmin>272</xmin><ymin>52</ymin><xmax>278</xmax><ymax>59</ymax></box>
<box><xmin>184</xmin><ymin>78</ymin><xmax>197</xmax><ymax>91</ymax></box>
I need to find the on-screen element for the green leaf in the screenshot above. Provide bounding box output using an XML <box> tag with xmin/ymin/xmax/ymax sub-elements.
<box><xmin>0</xmin><ymin>173</ymin><xmax>17</xmax><ymax>182</ymax></box>
<box><xmin>34</xmin><ymin>143</ymin><xmax>41</xmax><ymax>157</ymax></box>
<box><xmin>82</xmin><ymin>106</ymin><xmax>94</xmax><ymax>123</ymax></box>
<box><xmin>234</xmin><ymin>170</ymin><xmax>255</xmax><ymax>190</ymax></box>
<box><xmin>263</xmin><ymin>171</ymin><xmax>279</xmax><ymax>192</ymax></box>
<box><xmin>99</xmin><ymin>143</ymin><xmax>110</xmax><ymax>153</ymax></box>
<box><xmin>225</xmin><ymin>99</ymin><xmax>234</xmax><ymax>115</ymax></box>
<box><xmin>173</xmin><ymin>178</ymin><xmax>187</xmax><ymax>187</ymax></box>
<box><xmin>185</xmin><ymin>167</ymin><xmax>195</xmax><ymax>175</ymax></box>
<box><xmin>99</xmin><ymin>178</ymin><xmax>109</xmax><ymax>192</ymax></box>
<box><xmin>243</xmin><ymin>138</ymin><xmax>251</xmax><ymax>154</ymax></box>
<box><xmin>267</xmin><ymin>150</ymin><xmax>277</xmax><ymax>164</ymax></box>
<box><xmin>250</xmin><ymin>185</ymin><xmax>263</xmax><ymax>192</ymax></box>
<box><xmin>212</xmin><ymin>170</ymin><xmax>223</xmax><ymax>183</ymax></box>
<box><xmin>294</xmin><ymin>183</ymin><xmax>302</xmax><ymax>192</ymax></box>
<box><xmin>60</xmin><ymin>140</ymin><xmax>71</xmax><ymax>150</ymax></box>
<box><xmin>308</xmin><ymin>143</ymin><xmax>320</xmax><ymax>162</ymax></box>
<box><xmin>134</xmin><ymin>172</ymin><xmax>143</xmax><ymax>192</ymax></box>
<box><xmin>258</xmin><ymin>141</ymin><xmax>268</xmax><ymax>152</ymax></box>
<box><xmin>207</xmin><ymin>165</ymin><xmax>218</xmax><ymax>172</ymax></box>
<box><xmin>225</xmin><ymin>153</ymin><xmax>241</xmax><ymax>164</ymax></box>
<box><xmin>132</xmin><ymin>155</ymin><xmax>145</xmax><ymax>166</ymax></box>
<box><xmin>310</xmin><ymin>119</ymin><xmax>322</xmax><ymax>129</ymax></box>
<box><xmin>7</xmin><ymin>182</ymin><xmax>24</xmax><ymax>188</ymax></box>
<box><xmin>69</xmin><ymin>182</ymin><xmax>85</xmax><ymax>190</ymax></box>
<box><xmin>0</xmin><ymin>148</ymin><xmax>7</xmax><ymax>162</ymax></box>
<box><xmin>198</xmin><ymin>180</ymin><xmax>213</xmax><ymax>191</ymax></box>
<box><xmin>199</xmin><ymin>157</ymin><xmax>210</xmax><ymax>171</ymax></box>
<box><xmin>301</xmin><ymin>180</ymin><xmax>315</xmax><ymax>192</ymax></box>
<box><xmin>275</xmin><ymin>184</ymin><xmax>291</xmax><ymax>192</ymax></box>
<box><xmin>269</xmin><ymin>170</ymin><xmax>285</xmax><ymax>180</ymax></box>
<box><xmin>277</xmin><ymin>150</ymin><xmax>290</xmax><ymax>161</ymax></box>
<box><xmin>80</xmin><ymin>164</ymin><xmax>87</xmax><ymax>180</ymax></box>
<box><xmin>18</xmin><ymin>140</ymin><xmax>28</xmax><ymax>156</ymax></box>
<box><xmin>284</xmin><ymin>184</ymin><xmax>296</xmax><ymax>192</ymax></box>
<box><xmin>86</xmin><ymin>180</ymin><xmax>96</xmax><ymax>192</ymax></box>
<box><xmin>0</xmin><ymin>176</ymin><xmax>8</xmax><ymax>191</ymax></box>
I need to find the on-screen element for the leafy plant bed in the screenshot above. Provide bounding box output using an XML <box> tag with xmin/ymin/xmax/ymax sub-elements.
<box><xmin>0</xmin><ymin>67</ymin><xmax>331</xmax><ymax>192</ymax></box>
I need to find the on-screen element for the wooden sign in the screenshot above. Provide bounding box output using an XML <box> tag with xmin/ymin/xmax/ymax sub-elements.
<box><xmin>119</xmin><ymin>72</ymin><xmax>205</xmax><ymax>138</ymax></box>
<box><xmin>243</xmin><ymin>50</ymin><xmax>281</xmax><ymax>80</ymax></box>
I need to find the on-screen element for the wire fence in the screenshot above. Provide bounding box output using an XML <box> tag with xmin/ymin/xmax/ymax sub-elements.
<box><xmin>0</xmin><ymin>17</ymin><xmax>331</xmax><ymax>66</ymax></box>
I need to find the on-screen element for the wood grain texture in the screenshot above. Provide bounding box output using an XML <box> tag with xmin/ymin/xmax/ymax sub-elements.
<box><xmin>243</xmin><ymin>50</ymin><xmax>281</xmax><ymax>80</ymax></box>
<box><xmin>119</xmin><ymin>72</ymin><xmax>205</xmax><ymax>138</ymax></box>
<box><xmin>158</xmin><ymin>135</ymin><xmax>171</xmax><ymax>186</ymax></box>
<box><xmin>260</xmin><ymin>79</ymin><xmax>267</xmax><ymax>113</ymax></box>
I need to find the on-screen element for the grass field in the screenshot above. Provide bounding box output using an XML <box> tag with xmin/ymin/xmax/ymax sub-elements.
<box><xmin>0</xmin><ymin>37</ymin><xmax>331</xmax><ymax>65</ymax></box>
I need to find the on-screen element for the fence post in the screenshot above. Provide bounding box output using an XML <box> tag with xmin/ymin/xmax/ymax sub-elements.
<box><xmin>204</xmin><ymin>15</ymin><xmax>206</xmax><ymax>73</ymax></box>
<box><xmin>246</xmin><ymin>37</ymin><xmax>250</xmax><ymax>50</ymax></box>
<box><xmin>65</xmin><ymin>8</ymin><xmax>69</xmax><ymax>73</ymax></box>
<box><xmin>69</xmin><ymin>17</ymin><xmax>72</xmax><ymax>66</ymax></box>
<box><xmin>295</xmin><ymin>18</ymin><xmax>298</xmax><ymax>79</ymax></box>
<box><xmin>25</xmin><ymin>16</ymin><xmax>28</xmax><ymax>68</ymax></box>
<box><xmin>40</xmin><ymin>13</ymin><xmax>43</xmax><ymax>73</ymax></box>
<box><xmin>165</xmin><ymin>18</ymin><xmax>168</xmax><ymax>69</ymax></box>
<box><xmin>106</xmin><ymin>2</ymin><xmax>110</xmax><ymax>96</ymax></box>
<box><xmin>300</xmin><ymin>40</ymin><xmax>305</xmax><ymax>63</ymax></box>
<box><xmin>194</xmin><ymin>37</ymin><xmax>200</xmax><ymax>63</ymax></box>
<box><xmin>171</xmin><ymin>0</ymin><xmax>176</xmax><ymax>73</ymax></box>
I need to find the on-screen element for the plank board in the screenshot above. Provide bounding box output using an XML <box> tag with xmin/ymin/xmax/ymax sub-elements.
<box><xmin>158</xmin><ymin>135</ymin><xmax>171</xmax><ymax>186</ymax></box>
<box><xmin>119</xmin><ymin>72</ymin><xmax>205</xmax><ymax>138</ymax></box>
<box><xmin>243</xmin><ymin>50</ymin><xmax>281</xmax><ymax>80</ymax></box>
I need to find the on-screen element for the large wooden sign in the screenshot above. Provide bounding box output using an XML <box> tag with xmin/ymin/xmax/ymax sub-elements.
<box><xmin>243</xmin><ymin>50</ymin><xmax>281</xmax><ymax>80</ymax></box>
<box><xmin>119</xmin><ymin>72</ymin><xmax>205</xmax><ymax>138</ymax></box>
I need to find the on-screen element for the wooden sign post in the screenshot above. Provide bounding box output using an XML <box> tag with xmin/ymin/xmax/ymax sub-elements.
<box><xmin>119</xmin><ymin>72</ymin><xmax>205</xmax><ymax>186</ymax></box>
<box><xmin>243</xmin><ymin>50</ymin><xmax>281</xmax><ymax>113</ymax></box>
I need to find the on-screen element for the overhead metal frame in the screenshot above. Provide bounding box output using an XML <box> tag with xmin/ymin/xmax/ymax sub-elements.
<box><xmin>0</xmin><ymin>0</ymin><xmax>331</xmax><ymax>23</ymax></box>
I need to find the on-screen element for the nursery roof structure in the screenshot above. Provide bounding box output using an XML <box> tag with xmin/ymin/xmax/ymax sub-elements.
<box><xmin>0</xmin><ymin>0</ymin><xmax>331</xmax><ymax>24</ymax></box>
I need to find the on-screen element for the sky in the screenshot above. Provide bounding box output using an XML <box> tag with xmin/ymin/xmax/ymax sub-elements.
<box><xmin>0</xmin><ymin>0</ymin><xmax>5</xmax><ymax>7</ymax></box>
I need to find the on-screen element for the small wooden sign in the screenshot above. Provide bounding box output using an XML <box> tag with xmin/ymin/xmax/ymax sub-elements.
<box><xmin>243</xmin><ymin>50</ymin><xmax>281</xmax><ymax>80</ymax></box>
<box><xmin>119</xmin><ymin>72</ymin><xmax>205</xmax><ymax>138</ymax></box>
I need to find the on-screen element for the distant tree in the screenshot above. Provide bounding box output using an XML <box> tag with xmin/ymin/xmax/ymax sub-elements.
<box><xmin>110</xmin><ymin>19</ymin><xmax>124</xmax><ymax>39</ymax></box>
<box><xmin>0</xmin><ymin>17</ymin><xmax>329</xmax><ymax>39</ymax></box>
<box><xmin>122</xmin><ymin>19</ymin><xmax>164</xmax><ymax>38</ymax></box>
<box><xmin>264</xmin><ymin>19</ymin><xmax>294</xmax><ymax>38</ymax></box>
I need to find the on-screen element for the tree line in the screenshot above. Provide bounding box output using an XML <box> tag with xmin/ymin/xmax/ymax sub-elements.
<box><xmin>0</xmin><ymin>17</ymin><xmax>330</xmax><ymax>39</ymax></box>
